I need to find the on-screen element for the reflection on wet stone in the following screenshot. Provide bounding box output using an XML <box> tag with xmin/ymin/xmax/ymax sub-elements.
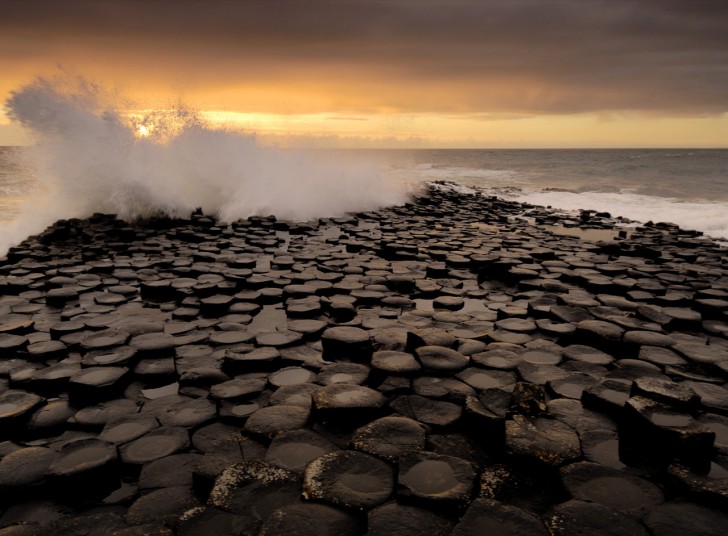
<box><xmin>1</xmin><ymin>184</ymin><xmax>727</xmax><ymax>533</ymax></box>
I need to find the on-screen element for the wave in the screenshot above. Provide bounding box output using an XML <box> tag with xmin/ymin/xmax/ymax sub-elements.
<box><xmin>506</xmin><ymin>189</ymin><xmax>728</xmax><ymax>240</ymax></box>
<box><xmin>1</xmin><ymin>75</ymin><xmax>408</xmax><ymax>256</ymax></box>
<box><xmin>398</xmin><ymin>160</ymin><xmax>728</xmax><ymax>241</ymax></box>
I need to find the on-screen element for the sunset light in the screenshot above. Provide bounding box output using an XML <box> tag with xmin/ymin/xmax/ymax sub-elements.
<box><xmin>1</xmin><ymin>0</ymin><xmax>726</xmax><ymax>148</ymax></box>
<box><xmin>1</xmin><ymin>4</ymin><xmax>728</xmax><ymax>533</ymax></box>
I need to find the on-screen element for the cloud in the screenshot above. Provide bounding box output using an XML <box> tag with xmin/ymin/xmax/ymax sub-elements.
<box><xmin>1</xmin><ymin>0</ymin><xmax>727</xmax><ymax>116</ymax></box>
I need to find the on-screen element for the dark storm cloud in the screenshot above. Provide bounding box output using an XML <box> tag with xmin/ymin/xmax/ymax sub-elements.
<box><xmin>2</xmin><ymin>0</ymin><xmax>727</xmax><ymax>115</ymax></box>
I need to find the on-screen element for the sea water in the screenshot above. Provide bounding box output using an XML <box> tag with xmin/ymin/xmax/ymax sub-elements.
<box><xmin>1</xmin><ymin>77</ymin><xmax>727</xmax><ymax>256</ymax></box>
<box><xmin>374</xmin><ymin>148</ymin><xmax>728</xmax><ymax>239</ymax></box>
<box><xmin>2</xmin><ymin>146</ymin><xmax>728</xmax><ymax>257</ymax></box>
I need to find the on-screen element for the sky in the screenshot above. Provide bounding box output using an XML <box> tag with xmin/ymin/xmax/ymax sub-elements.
<box><xmin>1</xmin><ymin>0</ymin><xmax>727</xmax><ymax>148</ymax></box>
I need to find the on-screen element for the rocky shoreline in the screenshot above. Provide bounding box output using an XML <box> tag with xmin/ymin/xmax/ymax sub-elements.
<box><xmin>0</xmin><ymin>183</ymin><xmax>727</xmax><ymax>535</ymax></box>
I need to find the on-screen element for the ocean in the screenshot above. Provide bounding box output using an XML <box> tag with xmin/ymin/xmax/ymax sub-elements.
<box><xmin>374</xmin><ymin>148</ymin><xmax>728</xmax><ymax>238</ymax></box>
<box><xmin>1</xmin><ymin>146</ymin><xmax>728</xmax><ymax>257</ymax></box>
<box><xmin>2</xmin><ymin>78</ymin><xmax>727</xmax><ymax>255</ymax></box>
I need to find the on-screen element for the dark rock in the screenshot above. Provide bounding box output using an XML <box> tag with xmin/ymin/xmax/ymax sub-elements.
<box><xmin>629</xmin><ymin>377</ymin><xmax>700</xmax><ymax>410</ymax></box>
<box><xmin>683</xmin><ymin>381</ymin><xmax>728</xmax><ymax>415</ymax></box>
<box><xmin>581</xmin><ymin>379</ymin><xmax>632</xmax><ymax>416</ymax></box>
<box><xmin>81</xmin><ymin>346</ymin><xmax>137</xmax><ymax>367</ymax></box>
<box><xmin>223</xmin><ymin>347</ymin><xmax>281</xmax><ymax>373</ymax></box>
<box><xmin>130</xmin><ymin>332</ymin><xmax>180</xmax><ymax>355</ymax></box>
<box><xmin>47</xmin><ymin>438</ymin><xmax>119</xmax><ymax>498</ymax></box>
<box><xmin>48</xmin><ymin>508</ymin><xmax>129</xmax><ymax>536</ymax></box>
<box><xmin>80</xmin><ymin>329</ymin><xmax>130</xmax><ymax>350</ymax></box>
<box><xmin>68</xmin><ymin>399</ymin><xmax>139</xmax><ymax>430</ymax></box>
<box><xmin>562</xmin><ymin>345</ymin><xmax>614</xmax><ymax>366</ymax></box>
<box><xmin>0</xmin><ymin>333</ymin><xmax>29</xmax><ymax>356</ymax></box>
<box><xmin>26</xmin><ymin>363</ymin><xmax>80</xmax><ymax>396</ymax></box>
<box><xmin>406</xmin><ymin>327</ymin><xmax>457</xmax><ymax>351</ymax></box>
<box><xmin>544</xmin><ymin>499</ymin><xmax>649</xmax><ymax>536</ymax></box>
<box><xmin>390</xmin><ymin>395</ymin><xmax>462</xmax><ymax>428</ymax></box>
<box><xmin>207</xmin><ymin>460</ymin><xmax>300</xmax><ymax>526</ymax></box>
<box><xmin>209</xmin><ymin>377</ymin><xmax>266</xmax><ymax>402</ymax></box>
<box><xmin>316</xmin><ymin>362</ymin><xmax>369</xmax><ymax>386</ymax></box>
<box><xmin>673</xmin><ymin>342</ymin><xmax>728</xmax><ymax>369</ymax></box>
<box><xmin>642</xmin><ymin>500</ymin><xmax>728</xmax><ymax>536</ymax></box>
<box><xmin>26</xmin><ymin>340</ymin><xmax>68</xmax><ymax>361</ymax></box>
<box><xmin>0</xmin><ymin>392</ymin><xmax>45</xmax><ymax>436</ymax></box>
<box><xmin>137</xmin><ymin>453</ymin><xmax>203</xmax><ymax>490</ymax></box>
<box><xmin>662</xmin><ymin>307</ymin><xmax>702</xmax><ymax>330</ymax></box>
<box><xmin>367</xmin><ymin>502</ymin><xmax>452</xmax><ymax>536</ymax></box>
<box><xmin>259</xmin><ymin>503</ymin><xmax>362</xmax><ymax>536</ymax></box>
<box><xmin>45</xmin><ymin>287</ymin><xmax>79</xmax><ymax>306</ymax></box>
<box><xmin>471</xmin><ymin>348</ymin><xmax>520</xmax><ymax>370</ymax></box>
<box><xmin>560</xmin><ymin>461</ymin><xmax>664</xmax><ymax>516</ymax></box>
<box><xmin>134</xmin><ymin>358</ymin><xmax>176</xmax><ymax>381</ymax></box>
<box><xmin>99</xmin><ymin>415</ymin><xmax>159</xmax><ymax>445</ymax></box>
<box><xmin>351</xmin><ymin>416</ymin><xmax>426</xmax><ymax>462</ymax></box>
<box><xmin>302</xmin><ymin>450</ymin><xmax>393</xmax><ymax>511</ymax></box>
<box><xmin>119</xmin><ymin>427</ymin><xmax>190</xmax><ymax>466</ymax></box>
<box><xmin>621</xmin><ymin>396</ymin><xmax>715</xmax><ymax>469</ymax></box>
<box><xmin>4</xmin><ymin>179</ymin><xmax>728</xmax><ymax>534</ymax></box>
<box><xmin>433</xmin><ymin>296</ymin><xmax>464</xmax><ymax>311</ymax></box>
<box><xmin>312</xmin><ymin>383</ymin><xmax>386</xmax><ymax>426</ymax></box>
<box><xmin>208</xmin><ymin>329</ymin><xmax>255</xmax><ymax>346</ymax></box>
<box><xmin>451</xmin><ymin>498</ymin><xmax>548</xmax><ymax>535</ymax></box>
<box><xmin>519</xmin><ymin>349</ymin><xmax>562</xmax><ymax>366</ymax></box>
<box><xmin>397</xmin><ymin>451</ymin><xmax>476</xmax><ymax>511</ymax></box>
<box><xmin>413</xmin><ymin>376</ymin><xmax>475</xmax><ymax>402</ymax></box>
<box><xmin>506</xmin><ymin>415</ymin><xmax>581</xmax><ymax>466</ymax></box>
<box><xmin>176</xmin><ymin>507</ymin><xmax>258</xmax><ymax>536</ymax></box>
<box><xmin>509</xmin><ymin>382</ymin><xmax>547</xmax><ymax>417</ymax></box>
<box><xmin>268</xmin><ymin>383</ymin><xmax>319</xmax><ymax>408</ymax></box>
<box><xmin>321</xmin><ymin>326</ymin><xmax>373</xmax><ymax>361</ymax></box>
<box><xmin>667</xmin><ymin>462</ymin><xmax>728</xmax><ymax>508</ymax></box>
<box><xmin>265</xmin><ymin>429</ymin><xmax>339</xmax><ymax>473</ymax></box>
<box><xmin>126</xmin><ymin>485</ymin><xmax>200</xmax><ymax>526</ymax></box>
<box><xmin>639</xmin><ymin>345</ymin><xmax>687</xmax><ymax>367</ymax></box>
<box><xmin>550</xmin><ymin>305</ymin><xmax>593</xmax><ymax>324</ymax></box>
<box><xmin>415</xmin><ymin>345</ymin><xmax>469</xmax><ymax>372</ymax></box>
<box><xmin>547</xmin><ymin>373</ymin><xmax>599</xmax><ymax>401</ymax></box>
<box><xmin>256</xmin><ymin>330</ymin><xmax>304</xmax><ymax>348</ymax></box>
<box><xmin>287</xmin><ymin>319</ymin><xmax>327</xmax><ymax>338</ymax></box>
<box><xmin>496</xmin><ymin>318</ymin><xmax>537</xmax><ymax>332</ymax></box>
<box><xmin>0</xmin><ymin>446</ymin><xmax>59</xmax><ymax>492</ymax></box>
<box><xmin>371</xmin><ymin>350</ymin><xmax>422</xmax><ymax>375</ymax></box>
<box><xmin>244</xmin><ymin>405</ymin><xmax>310</xmax><ymax>438</ymax></box>
<box><xmin>268</xmin><ymin>367</ymin><xmax>316</xmax><ymax>388</ymax></box>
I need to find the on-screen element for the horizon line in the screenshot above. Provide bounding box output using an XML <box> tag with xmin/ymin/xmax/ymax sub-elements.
<box><xmin>1</xmin><ymin>144</ymin><xmax>726</xmax><ymax>150</ymax></box>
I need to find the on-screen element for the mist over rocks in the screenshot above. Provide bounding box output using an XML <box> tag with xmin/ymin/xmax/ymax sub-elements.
<box><xmin>0</xmin><ymin>183</ymin><xmax>728</xmax><ymax>534</ymax></box>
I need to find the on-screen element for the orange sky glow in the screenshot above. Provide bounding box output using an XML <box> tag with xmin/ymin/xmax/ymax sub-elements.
<box><xmin>1</xmin><ymin>0</ymin><xmax>727</xmax><ymax>148</ymax></box>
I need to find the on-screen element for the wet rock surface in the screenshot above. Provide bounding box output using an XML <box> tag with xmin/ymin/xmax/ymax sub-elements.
<box><xmin>1</xmin><ymin>184</ymin><xmax>727</xmax><ymax>533</ymax></box>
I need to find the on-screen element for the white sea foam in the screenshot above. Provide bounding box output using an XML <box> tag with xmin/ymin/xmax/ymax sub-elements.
<box><xmin>394</xmin><ymin>158</ymin><xmax>728</xmax><ymax>241</ymax></box>
<box><xmin>0</xmin><ymin>75</ymin><xmax>408</xmax><ymax>256</ymax></box>
<box><xmin>507</xmin><ymin>189</ymin><xmax>728</xmax><ymax>240</ymax></box>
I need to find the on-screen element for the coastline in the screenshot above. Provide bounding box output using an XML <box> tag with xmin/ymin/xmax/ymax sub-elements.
<box><xmin>1</xmin><ymin>183</ymin><xmax>727</xmax><ymax>533</ymax></box>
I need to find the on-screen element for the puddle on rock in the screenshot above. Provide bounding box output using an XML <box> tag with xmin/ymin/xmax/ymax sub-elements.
<box><xmin>340</xmin><ymin>473</ymin><xmax>388</xmax><ymax>494</ymax></box>
<box><xmin>401</xmin><ymin>460</ymin><xmax>458</xmax><ymax>494</ymax></box>
<box><xmin>649</xmin><ymin>412</ymin><xmax>694</xmax><ymax>428</ymax></box>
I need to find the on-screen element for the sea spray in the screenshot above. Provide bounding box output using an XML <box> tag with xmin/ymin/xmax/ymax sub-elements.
<box><xmin>1</xmin><ymin>75</ymin><xmax>408</xmax><ymax>255</ymax></box>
